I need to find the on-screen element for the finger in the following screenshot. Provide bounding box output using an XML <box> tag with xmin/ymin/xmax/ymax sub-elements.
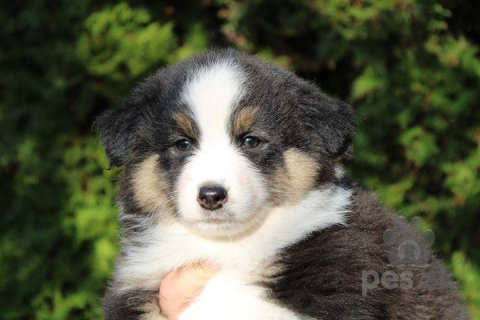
<box><xmin>177</xmin><ymin>263</ymin><xmax>218</xmax><ymax>292</ymax></box>
<box><xmin>159</xmin><ymin>263</ymin><xmax>218</xmax><ymax>319</ymax></box>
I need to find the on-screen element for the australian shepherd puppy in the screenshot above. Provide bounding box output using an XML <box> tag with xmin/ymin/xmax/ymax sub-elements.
<box><xmin>96</xmin><ymin>49</ymin><xmax>467</xmax><ymax>319</ymax></box>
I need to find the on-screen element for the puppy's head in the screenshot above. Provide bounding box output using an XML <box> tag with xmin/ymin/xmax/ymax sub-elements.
<box><xmin>95</xmin><ymin>49</ymin><xmax>355</xmax><ymax>239</ymax></box>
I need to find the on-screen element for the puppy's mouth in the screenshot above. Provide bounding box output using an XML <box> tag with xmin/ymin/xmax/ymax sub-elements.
<box><xmin>194</xmin><ymin>210</ymin><xmax>240</xmax><ymax>225</ymax></box>
<box><xmin>176</xmin><ymin>194</ymin><xmax>268</xmax><ymax>238</ymax></box>
<box><xmin>201</xmin><ymin>217</ymin><xmax>230</xmax><ymax>224</ymax></box>
<box><xmin>185</xmin><ymin>208</ymin><xmax>259</xmax><ymax>234</ymax></box>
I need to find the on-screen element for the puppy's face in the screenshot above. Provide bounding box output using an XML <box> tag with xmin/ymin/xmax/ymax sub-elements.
<box><xmin>96</xmin><ymin>50</ymin><xmax>355</xmax><ymax>239</ymax></box>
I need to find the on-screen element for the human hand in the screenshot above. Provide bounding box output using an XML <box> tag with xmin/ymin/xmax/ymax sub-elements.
<box><xmin>159</xmin><ymin>264</ymin><xmax>217</xmax><ymax>320</ymax></box>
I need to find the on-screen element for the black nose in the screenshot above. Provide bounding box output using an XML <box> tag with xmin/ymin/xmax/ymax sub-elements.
<box><xmin>198</xmin><ymin>186</ymin><xmax>228</xmax><ymax>211</ymax></box>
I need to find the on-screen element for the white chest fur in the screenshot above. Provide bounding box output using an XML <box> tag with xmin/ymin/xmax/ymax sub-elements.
<box><xmin>116</xmin><ymin>185</ymin><xmax>351</xmax><ymax>295</ymax></box>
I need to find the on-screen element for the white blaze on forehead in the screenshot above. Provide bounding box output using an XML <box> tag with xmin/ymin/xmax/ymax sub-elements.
<box><xmin>181</xmin><ymin>61</ymin><xmax>245</xmax><ymax>140</ymax></box>
<box><xmin>176</xmin><ymin>60</ymin><xmax>266</xmax><ymax>233</ymax></box>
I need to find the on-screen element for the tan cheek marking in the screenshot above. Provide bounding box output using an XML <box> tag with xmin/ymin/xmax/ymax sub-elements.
<box><xmin>270</xmin><ymin>149</ymin><xmax>319</xmax><ymax>206</ymax></box>
<box><xmin>173</xmin><ymin>113</ymin><xmax>198</xmax><ymax>138</ymax></box>
<box><xmin>132</xmin><ymin>155</ymin><xmax>172</xmax><ymax>215</ymax></box>
<box><xmin>232</xmin><ymin>106</ymin><xmax>258</xmax><ymax>136</ymax></box>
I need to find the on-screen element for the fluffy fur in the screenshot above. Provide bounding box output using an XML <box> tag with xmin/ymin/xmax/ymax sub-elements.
<box><xmin>96</xmin><ymin>49</ymin><xmax>467</xmax><ymax>319</ymax></box>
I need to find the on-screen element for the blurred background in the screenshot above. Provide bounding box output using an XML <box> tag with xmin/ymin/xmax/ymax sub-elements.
<box><xmin>1</xmin><ymin>0</ymin><xmax>479</xmax><ymax>319</ymax></box>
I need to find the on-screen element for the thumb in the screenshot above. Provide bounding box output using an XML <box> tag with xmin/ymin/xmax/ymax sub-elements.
<box><xmin>159</xmin><ymin>263</ymin><xmax>218</xmax><ymax>320</ymax></box>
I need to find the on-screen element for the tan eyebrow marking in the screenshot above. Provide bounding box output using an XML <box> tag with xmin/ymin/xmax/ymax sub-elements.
<box><xmin>173</xmin><ymin>113</ymin><xmax>199</xmax><ymax>138</ymax></box>
<box><xmin>232</xmin><ymin>106</ymin><xmax>258</xmax><ymax>136</ymax></box>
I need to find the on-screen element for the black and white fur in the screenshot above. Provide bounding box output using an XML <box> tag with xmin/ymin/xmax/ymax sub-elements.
<box><xmin>96</xmin><ymin>49</ymin><xmax>468</xmax><ymax>319</ymax></box>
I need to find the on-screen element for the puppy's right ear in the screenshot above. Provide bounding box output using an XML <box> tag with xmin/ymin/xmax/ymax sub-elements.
<box><xmin>94</xmin><ymin>101</ymin><xmax>142</xmax><ymax>167</ymax></box>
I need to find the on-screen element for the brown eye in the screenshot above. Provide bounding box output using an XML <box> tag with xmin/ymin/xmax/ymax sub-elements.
<box><xmin>242</xmin><ymin>136</ymin><xmax>261</xmax><ymax>149</ymax></box>
<box><xmin>176</xmin><ymin>139</ymin><xmax>192</xmax><ymax>151</ymax></box>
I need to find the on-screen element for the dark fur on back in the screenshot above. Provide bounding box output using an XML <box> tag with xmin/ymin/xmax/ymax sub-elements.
<box><xmin>268</xmin><ymin>186</ymin><xmax>468</xmax><ymax>319</ymax></box>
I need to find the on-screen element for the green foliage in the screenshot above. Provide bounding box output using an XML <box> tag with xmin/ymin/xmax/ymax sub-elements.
<box><xmin>77</xmin><ymin>3</ymin><xmax>177</xmax><ymax>79</ymax></box>
<box><xmin>451</xmin><ymin>251</ymin><xmax>480</xmax><ymax>318</ymax></box>
<box><xmin>1</xmin><ymin>0</ymin><xmax>479</xmax><ymax>318</ymax></box>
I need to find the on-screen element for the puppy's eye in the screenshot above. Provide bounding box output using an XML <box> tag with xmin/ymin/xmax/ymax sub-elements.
<box><xmin>176</xmin><ymin>139</ymin><xmax>192</xmax><ymax>151</ymax></box>
<box><xmin>242</xmin><ymin>136</ymin><xmax>261</xmax><ymax>149</ymax></box>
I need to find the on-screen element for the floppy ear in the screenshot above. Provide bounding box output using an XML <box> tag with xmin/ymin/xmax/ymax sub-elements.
<box><xmin>294</xmin><ymin>80</ymin><xmax>356</xmax><ymax>160</ymax></box>
<box><xmin>94</xmin><ymin>99</ymin><xmax>143</xmax><ymax>167</ymax></box>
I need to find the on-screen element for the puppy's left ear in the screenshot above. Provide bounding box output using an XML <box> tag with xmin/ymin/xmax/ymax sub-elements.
<box><xmin>293</xmin><ymin>80</ymin><xmax>356</xmax><ymax>160</ymax></box>
<box><xmin>94</xmin><ymin>100</ymin><xmax>143</xmax><ymax>167</ymax></box>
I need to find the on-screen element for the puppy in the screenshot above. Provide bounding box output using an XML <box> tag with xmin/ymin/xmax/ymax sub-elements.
<box><xmin>96</xmin><ymin>49</ymin><xmax>468</xmax><ymax>319</ymax></box>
